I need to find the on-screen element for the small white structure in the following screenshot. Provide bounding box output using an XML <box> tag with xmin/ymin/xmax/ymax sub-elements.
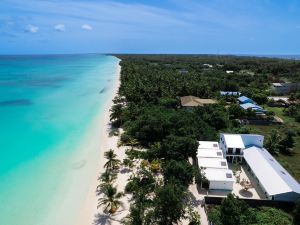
<box><xmin>197</xmin><ymin>149</ymin><xmax>224</xmax><ymax>158</ymax></box>
<box><xmin>204</xmin><ymin>168</ymin><xmax>235</xmax><ymax>190</ymax></box>
<box><xmin>203</xmin><ymin>63</ymin><xmax>213</xmax><ymax>68</ymax></box>
<box><xmin>267</xmin><ymin>96</ymin><xmax>289</xmax><ymax>102</ymax></box>
<box><xmin>198</xmin><ymin>158</ymin><xmax>228</xmax><ymax>169</ymax></box>
<box><xmin>226</xmin><ymin>70</ymin><xmax>234</xmax><ymax>74</ymax></box>
<box><xmin>198</xmin><ymin>141</ymin><xmax>219</xmax><ymax>150</ymax></box>
<box><xmin>219</xmin><ymin>133</ymin><xmax>264</xmax><ymax>162</ymax></box>
<box><xmin>197</xmin><ymin>141</ymin><xmax>234</xmax><ymax>191</ymax></box>
<box><xmin>244</xmin><ymin>146</ymin><xmax>300</xmax><ymax>202</ymax></box>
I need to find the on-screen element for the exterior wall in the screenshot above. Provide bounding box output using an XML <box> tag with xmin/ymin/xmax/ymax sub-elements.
<box><xmin>219</xmin><ymin>134</ymin><xmax>244</xmax><ymax>162</ymax></box>
<box><xmin>241</xmin><ymin>134</ymin><xmax>264</xmax><ymax>148</ymax></box>
<box><xmin>219</xmin><ymin>134</ymin><xmax>227</xmax><ymax>154</ymax></box>
<box><xmin>245</xmin><ymin>159</ymin><xmax>300</xmax><ymax>202</ymax></box>
<box><xmin>272</xmin><ymin>83</ymin><xmax>300</xmax><ymax>94</ymax></box>
<box><xmin>273</xmin><ymin>192</ymin><xmax>300</xmax><ymax>202</ymax></box>
<box><xmin>209</xmin><ymin>180</ymin><xmax>233</xmax><ymax>190</ymax></box>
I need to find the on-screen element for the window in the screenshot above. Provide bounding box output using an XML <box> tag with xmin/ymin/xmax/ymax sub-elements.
<box><xmin>226</xmin><ymin>173</ymin><xmax>232</xmax><ymax>178</ymax></box>
<box><xmin>236</xmin><ymin>148</ymin><xmax>241</xmax><ymax>154</ymax></box>
<box><xmin>217</xmin><ymin>152</ymin><xmax>222</xmax><ymax>156</ymax></box>
<box><xmin>221</xmin><ymin>162</ymin><xmax>227</xmax><ymax>167</ymax></box>
<box><xmin>213</xmin><ymin>144</ymin><xmax>218</xmax><ymax>148</ymax></box>
<box><xmin>228</xmin><ymin>148</ymin><xmax>233</xmax><ymax>154</ymax></box>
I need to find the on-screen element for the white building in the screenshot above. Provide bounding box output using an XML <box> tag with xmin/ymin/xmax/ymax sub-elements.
<box><xmin>244</xmin><ymin>146</ymin><xmax>300</xmax><ymax>202</ymax></box>
<box><xmin>197</xmin><ymin>141</ymin><xmax>234</xmax><ymax>191</ymax></box>
<box><xmin>204</xmin><ymin>168</ymin><xmax>234</xmax><ymax>190</ymax></box>
<box><xmin>219</xmin><ymin>133</ymin><xmax>300</xmax><ymax>202</ymax></box>
<box><xmin>197</xmin><ymin>149</ymin><xmax>224</xmax><ymax>158</ymax></box>
<box><xmin>198</xmin><ymin>141</ymin><xmax>219</xmax><ymax>150</ymax></box>
<box><xmin>198</xmin><ymin>158</ymin><xmax>228</xmax><ymax>169</ymax></box>
<box><xmin>271</xmin><ymin>82</ymin><xmax>300</xmax><ymax>94</ymax></box>
<box><xmin>203</xmin><ymin>63</ymin><xmax>213</xmax><ymax>68</ymax></box>
<box><xmin>219</xmin><ymin>133</ymin><xmax>264</xmax><ymax>162</ymax></box>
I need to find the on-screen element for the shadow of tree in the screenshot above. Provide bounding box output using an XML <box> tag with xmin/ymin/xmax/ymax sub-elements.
<box><xmin>93</xmin><ymin>213</ymin><xmax>111</xmax><ymax>225</ymax></box>
<box><xmin>187</xmin><ymin>191</ymin><xmax>203</xmax><ymax>207</ymax></box>
<box><xmin>94</xmin><ymin>211</ymin><xmax>124</xmax><ymax>225</ymax></box>
<box><xmin>120</xmin><ymin>168</ymin><xmax>132</xmax><ymax>174</ymax></box>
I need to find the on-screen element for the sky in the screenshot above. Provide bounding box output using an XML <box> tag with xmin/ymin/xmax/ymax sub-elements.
<box><xmin>0</xmin><ymin>0</ymin><xmax>300</xmax><ymax>55</ymax></box>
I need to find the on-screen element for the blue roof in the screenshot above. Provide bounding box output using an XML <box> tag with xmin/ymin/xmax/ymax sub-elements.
<box><xmin>238</xmin><ymin>96</ymin><xmax>253</xmax><ymax>103</ymax></box>
<box><xmin>220</xmin><ymin>91</ymin><xmax>241</xmax><ymax>96</ymax></box>
<box><xmin>240</xmin><ymin>103</ymin><xmax>264</xmax><ymax>111</ymax></box>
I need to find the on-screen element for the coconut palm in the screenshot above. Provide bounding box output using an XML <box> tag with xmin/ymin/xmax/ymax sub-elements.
<box><xmin>110</xmin><ymin>103</ymin><xmax>123</xmax><ymax>127</ymax></box>
<box><xmin>98</xmin><ymin>184</ymin><xmax>124</xmax><ymax>214</ymax></box>
<box><xmin>104</xmin><ymin>149</ymin><xmax>121</xmax><ymax>171</ymax></box>
<box><xmin>99</xmin><ymin>170</ymin><xmax>118</xmax><ymax>183</ymax></box>
<box><xmin>97</xmin><ymin>171</ymin><xmax>118</xmax><ymax>195</ymax></box>
<box><xmin>127</xmin><ymin>137</ymin><xmax>139</xmax><ymax>151</ymax></box>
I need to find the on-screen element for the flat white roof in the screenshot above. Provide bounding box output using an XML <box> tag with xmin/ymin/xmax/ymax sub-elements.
<box><xmin>273</xmin><ymin>83</ymin><xmax>283</xmax><ymax>87</ymax></box>
<box><xmin>198</xmin><ymin>157</ymin><xmax>228</xmax><ymax>169</ymax></box>
<box><xmin>222</xmin><ymin>134</ymin><xmax>245</xmax><ymax>149</ymax></box>
<box><xmin>204</xmin><ymin>168</ymin><xmax>235</xmax><ymax>182</ymax></box>
<box><xmin>244</xmin><ymin>146</ymin><xmax>300</xmax><ymax>196</ymax></box>
<box><xmin>198</xmin><ymin>141</ymin><xmax>219</xmax><ymax>149</ymax></box>
<box><xmin>197</xmin><ymin>149</ymin><xmax>223</xmax><ymax>158</ymax></box>
<box><xmin>268</xmin><ymin>96</ymin><xmax>289</xmax><ymax>102</ymax></box>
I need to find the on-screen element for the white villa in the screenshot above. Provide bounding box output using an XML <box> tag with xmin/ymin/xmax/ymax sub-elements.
<box><xmin>219</xmin><ymin>133</ymin><xmax>264</xmax><ymax>162</ymax></box>
<box><xmin>215</xmin><ymin>133</ymin><xmax>300</xmax><ymax>202</ymax></box>
<box><xmin>197</xmin><ymin>141</ymin><xmax>234</xmax><ymax>191</ymax></box>
<box><xmin>197</xmin><ymin>134</ymin><xmax>300</xmax><ymax>202</ymax></box>
<box><xmin>204</xmin><ymin>168</ymin><xmax>235</xmax><ymax>190</ymax></box>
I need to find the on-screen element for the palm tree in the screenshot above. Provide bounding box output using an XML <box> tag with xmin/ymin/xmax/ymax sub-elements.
<box><xmin>110</xmin><ymin>103</ymin><xmax>123</xmax><ymax>127</ymax></box>
<box><xmin>127</xmin><ymin>137</ymin><xmax>139</xmax><ymax>151</ymax></box>
<box><xmin>98</xmin><ymin>184</ymin><xmax>124</xmax><ymax>214</ymax></box>
<box><xmin>104</xmin><ymin>149</ymin><xmax>121</xmax><ymax>171</ymax></box>
<box><xmin>97</xmin><ymin>171</ymin><xmax>118</xmax><ymax>195</ymax></box>
<box><xmin>99</xmin><ymin>170</ymin><xmax>117</xmax><ymax>183</ymax></box>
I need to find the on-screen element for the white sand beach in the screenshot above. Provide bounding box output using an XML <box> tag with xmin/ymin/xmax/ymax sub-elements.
<box><xmin>75</xmin><ymin>62</ymin><xmax>127</xmax><ymax>225</ymax></box>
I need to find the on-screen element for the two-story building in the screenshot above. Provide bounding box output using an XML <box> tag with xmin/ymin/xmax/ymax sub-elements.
<box><xmin>219</xmin><ymin>133</ymin><xmax>264</xmax><ymax>162</ymax></box>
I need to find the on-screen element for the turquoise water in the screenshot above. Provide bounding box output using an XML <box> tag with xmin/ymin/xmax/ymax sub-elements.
<box><xmin>0</xmin><ymin>54</ymin><xmax>119</xmax><ymax>225</ymax></box>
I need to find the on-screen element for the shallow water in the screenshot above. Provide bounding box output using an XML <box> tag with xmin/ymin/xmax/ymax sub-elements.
<box><xmin>0</xmin><ymin>54</ymin><xmax>119</xmax><ymax>225</ymax></box>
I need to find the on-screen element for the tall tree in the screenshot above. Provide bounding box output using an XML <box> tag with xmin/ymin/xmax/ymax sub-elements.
<box><xmin>163</xmin><ymin>160</ymin><xmax>194</xmax><ymax>187</ymax></box>
<box><xmin>264</xmin><ymin>130</ymin><xmax>281</xmax><ymax>155</ymax></box>
<box><xmin>104</xmin><ymin>149</ymin><xmax>121</xmax><ymax>171</ymax></box>
<box><xmin>153</xmin><ymin>183</ymin><xmax>187</xmax><ymax>225</ymax></box>
<box><xmin>98</xmin><ymin>184</ymin><xmax>124</xmax><ymax>214</ymax></box>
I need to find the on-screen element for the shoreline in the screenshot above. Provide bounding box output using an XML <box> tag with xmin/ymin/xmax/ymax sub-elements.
<box><xmin>75</xmin><ymin>60</ymin><xmax>121</xmax><ymax>225</ymax></box>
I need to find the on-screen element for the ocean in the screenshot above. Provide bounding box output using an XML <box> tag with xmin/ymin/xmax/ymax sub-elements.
<box><xmin>0</xmin><ymin>54</ymin><xmax>120</xmax><ymax>225</ymax></box>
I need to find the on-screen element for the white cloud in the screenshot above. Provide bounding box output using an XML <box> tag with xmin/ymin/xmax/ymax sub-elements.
<box><xmin>25</xmin><ymin>24</ymin><xmax>39</xmax><ymax>33</ymax></box>
<box><xmin>54</xmin><ymin>24</ymin><xmax>66</xmax><ymax>32</ymax></box>
<box><xmin>81</xmin><ymin>24</ymin><xmax>93</xmax><ymax>31</ymax></box>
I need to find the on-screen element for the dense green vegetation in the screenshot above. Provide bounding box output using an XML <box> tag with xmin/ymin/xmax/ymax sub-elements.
<box><xmin>208</xmin><ymin>194</ymin><xmax>293</xmax><ymax>225</ymax></box>
<box><xmin>111</xmin><ymin>54</ymin><xmax>300</xmax><ymax>224</ymax></box>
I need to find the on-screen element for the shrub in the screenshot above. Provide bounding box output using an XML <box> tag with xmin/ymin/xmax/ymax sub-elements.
<box><xmin>150</xmin><ymin>160</ymin><xmax>161</xmax><ymax>173</ymax></box>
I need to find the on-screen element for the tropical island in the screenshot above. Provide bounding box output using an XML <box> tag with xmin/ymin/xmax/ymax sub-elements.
<box><xmin>95</xmin><ymin>54</ymin><xmax>300</xmax><ymax>225</ymax></box>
